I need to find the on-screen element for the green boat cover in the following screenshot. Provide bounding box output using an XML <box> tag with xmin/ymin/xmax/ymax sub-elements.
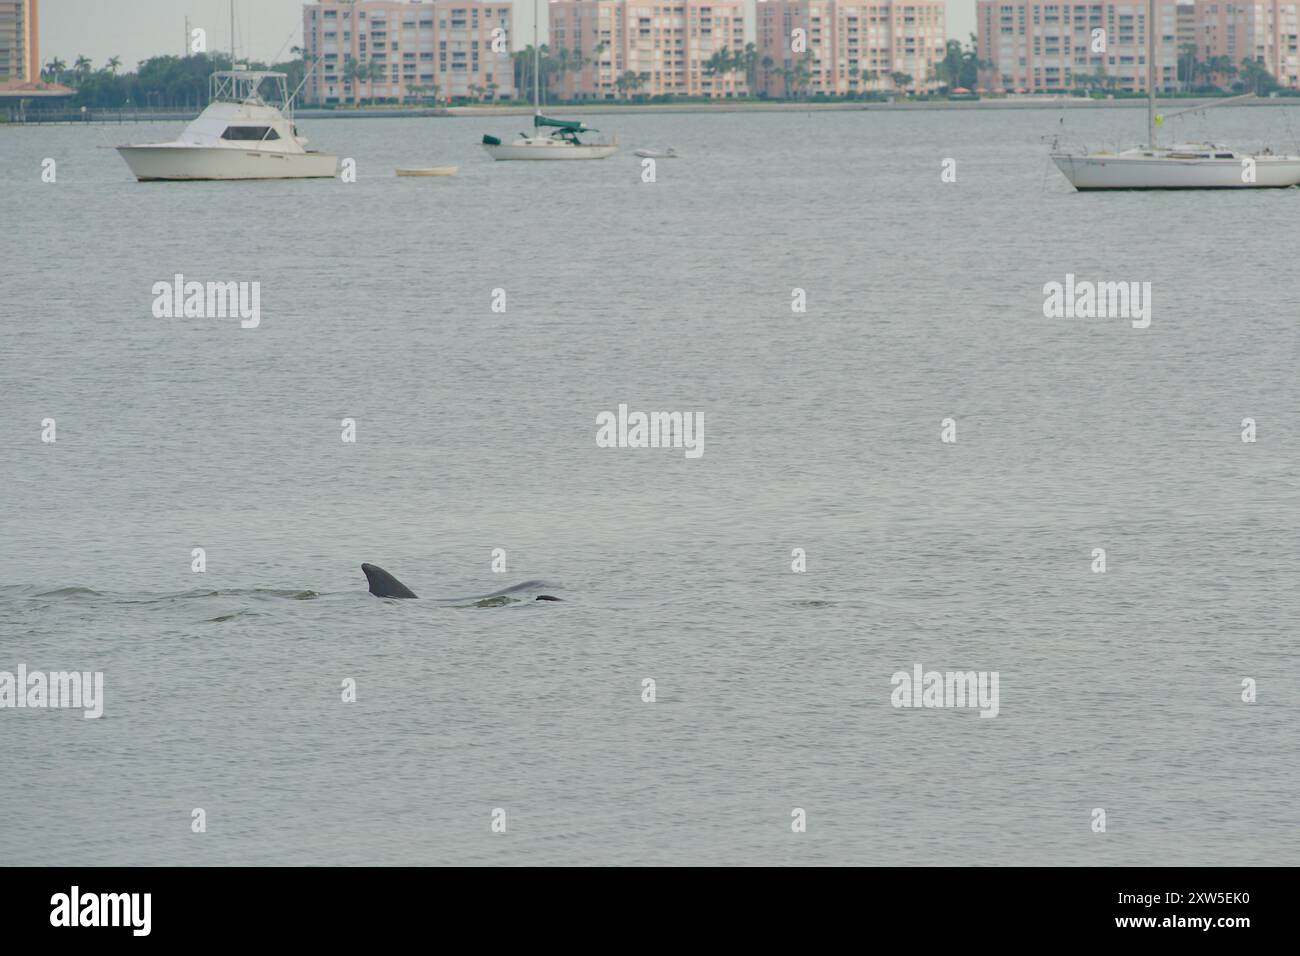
<box><xmin>534</xmin><ymin>113</ymin><xmax>597</xmax><ymax>133</ymax></box>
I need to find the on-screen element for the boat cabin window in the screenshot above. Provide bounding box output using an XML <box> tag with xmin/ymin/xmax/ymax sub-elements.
<box><xmin>221</xmin><ymin>126</ymin><xmax>280</xmax><ymax>142</ymax></box>
<box><xmin>1214</xmin><ymin>153</ymin><xmax>1234</xmax><ymax>159</ymax></box>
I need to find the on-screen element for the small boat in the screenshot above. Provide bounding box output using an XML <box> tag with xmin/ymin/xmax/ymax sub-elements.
<box><xmin>634</xmin><ymin>147</ymin><xmax>678</xmax><ymax>159</ymax></box>
<box><xmin>1050</xmin><ymin>0</ymin><xmax>1300</xmax><ymax>190</ymax></box>
<box><xmin>396</xmin><ymin>166</ymin><xmax>458</xmax><ymax>177</ymax></box>
<box><xmin>116</xmin><ymin>71</ymin><xmax>337</xmax><ymax>182</ymax></box>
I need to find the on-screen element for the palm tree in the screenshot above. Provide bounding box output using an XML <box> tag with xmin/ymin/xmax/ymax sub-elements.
<box><xmin>760</xmin><ymin>55</ymin><xmax>774</xmax><ymax>96</ymax></box>
<box><xmin>43</xmin><ymin>57</ymin><xmax>67</xmax><ymax>83</ymax></box>
<box><xmin>615</xmin><ymin>70</ymin><xmax>645</xmax><ymax>101</ymax></box>
<box><xmin>1206</xmin><ymin>55</ymin><xmax>1236</xmax><ymax>90</ymax></box>
<box><xmin>741</xmin><ymin>42</ymin><xmax>758</xmax><ymax>94</ymax></box>
<box><xmin>889</xmin><ymin>71</ymin><xmax>912</xmax><ymax>94</ymax></box>
<box><xmin>860</xmin><ymin>68</ymin><xmax>879</xmax><ymax>95</ymax></box>
<box><xmin>512</xmin><ymin>47</ymin><xmax>531</xmax><ymax>101</ymax></box>
<box><xmin>73</xmin><ymin>55</ymin><xmax>93</xmax><ymax>86</ymax></box>
<box><xmin>1177</xmin><ymin>42</ymin><xmax>1198</xmax><ymax>92</ymax></box>
<box><xmin>1239</xmin><ymin>57</ymin><xmax>1276</xmax><ymax>95</ymax></box>
<box><xmin>342</xmin><ymin>56</ymin><xmax>362</xmax><ymax>103</ymax></box>
<box><xmin>934</xmin><ymin>39</ymin><xmax>964</xmax><ymax>91</ymax></box>
<box><xmin>106</xmin><ymin>56</ymin><xmax>122</xmax><ymax>76</ymax></box>
<box><xmin>793</xmin><ymin>51</ymin><xmax>814</xmax><ymax>98</ymax></box>
<box><xmin>704</xmin><ymin>48</ymin><xmax>734</xmax><ymax>94</ymax></box>
<box><xmin>775</xmin><ymin>66</ymin><xmax>794</xmax><ymax>99</ymax></box>
<box><xmin>551</xmin><ymin>46</ymin><xmax>572</xmax><ymax>97</ymax></box>
<box><xmin>343</xmin><ymin>56</ymin><xmax>381</xmax><ymax>105</ymax></box>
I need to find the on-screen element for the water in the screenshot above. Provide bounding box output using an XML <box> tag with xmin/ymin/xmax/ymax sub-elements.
<box><xmin>2</xmin><ymin>106</ymin><xmax>1298</xmax><ymax>865</ymax></box>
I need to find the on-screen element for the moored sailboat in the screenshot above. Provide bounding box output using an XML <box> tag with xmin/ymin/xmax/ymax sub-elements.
<box><xmin>1050</xmin><ymin>0</ymin><xmax>1300</xmax><ymax>190</ymax></box>
<box><xmin>480</xmin><ymin>0</ymin><xmax>616</xmax><ymax>161</ymax></box>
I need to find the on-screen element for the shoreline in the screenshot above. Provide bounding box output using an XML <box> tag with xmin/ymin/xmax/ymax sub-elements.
<box><xmin>7</xmin><ymin>96</ymin><xmax>1299</xmax><ymax>125</ymax></box>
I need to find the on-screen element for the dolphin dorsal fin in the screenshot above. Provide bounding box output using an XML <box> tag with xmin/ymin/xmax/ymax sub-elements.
<box><xmin>361</xmin><ymin>563</ymin><xmax>418</xmax><ymax>599</ymax></box>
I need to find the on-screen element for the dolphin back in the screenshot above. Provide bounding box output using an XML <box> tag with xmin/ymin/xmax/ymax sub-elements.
<box><xmin>429</xmin><ymin>579</ymin><xmax>549</xmax><ymax>603</ymax></box>
<box><xmin>362</xmin><ymin>564</ymin><xmax>558</xmax><ymax>602</ymax></box>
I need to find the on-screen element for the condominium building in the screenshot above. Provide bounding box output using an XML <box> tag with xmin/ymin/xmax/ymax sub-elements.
<box><xmin>975</xmin><ymin>0</ymin><xmax>1180</xmax><ymax>92</ymax></box>
<box><xmin>974</xmin><ymin>0</ymin><xmax>1298</xmax><ymax>93</ymax></box>
<box><xmin>755</xmin><ymin>1</ymin><xmax>947</xmax><ymax>97</ymax></box>
<box><xmin>547</xmin><ymin>0</ymin><xmax>748</xmax><ymax>99</ymax></box>
<box><xmin>1194</xmin><ymin>0</ymin><xmax>1299</xmax><ymax>88</ymax></box>
<box><xmin>302</xmin><ymin>0</ymin><xmax>515</xmax><ymax>104</ymax></box>
<box><xmin>0</xmin><ymin>0</ymin><xmax>39</xmax><ymax>83</ymax></box>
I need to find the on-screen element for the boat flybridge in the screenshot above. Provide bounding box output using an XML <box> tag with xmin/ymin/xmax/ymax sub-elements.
<box><xmin>1050</xmin><ymin>0</ymin><xmax>1300</xmax><ymax>190</ymax></box>
<box><xmin>117</xmin><ymin>71</ymin><xmax>338</xmax><ymax>182</ymax></box>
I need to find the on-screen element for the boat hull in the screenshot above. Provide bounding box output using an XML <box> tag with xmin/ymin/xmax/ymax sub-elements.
<box><xmin>482</xmin><ymin>142</ymin><xmax>617</xmax><ymax>161</ymax></box>
<box><xmin>117</xmin><ymin>145</ymin><xmax>339</xmax><ymax>181</ymax></box>
<box><xmin>1052</xmin><ymin>153</ymin><xmax>1300</xmax><ymax>190</ymax></box>
<box><xmin>396</xmin><ymin>166</ymin><xmax>458</xmax><ymax>177</ymax></box>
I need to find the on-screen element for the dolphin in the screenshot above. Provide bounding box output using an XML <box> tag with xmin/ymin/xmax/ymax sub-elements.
<box><xmin>361</xmin><ymin>563</ymin><xmax>560</xmax><ymax>602</ymax></box>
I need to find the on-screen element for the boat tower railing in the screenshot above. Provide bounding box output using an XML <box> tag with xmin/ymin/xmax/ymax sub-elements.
<box><xmin>209</xmin><ymin>71</ymin><xmax>292</xmax><ymax>116</ymax></box>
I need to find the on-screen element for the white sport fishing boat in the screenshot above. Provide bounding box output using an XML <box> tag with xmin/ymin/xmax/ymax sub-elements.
<box><xmin>117</xmin><ymin>71</ymin><xmax>337</xmax><ymax>181</ymax></box>
<box><xmin>480</xmin><ymin>0</ymin><xmax>616</xmax><ymax>161</ymax></box>
<box><xmin>1050</xmin><ymin>0</ymin><xmax>1300</xmax><ymax>190</ymax></box>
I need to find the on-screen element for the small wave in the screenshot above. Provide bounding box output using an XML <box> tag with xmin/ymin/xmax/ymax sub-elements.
<box><xmin>20</xmin><ymin>586</ymin><xmax>324</xmax><ymax>605</ymax></box>
<box><xmin>207</xmin><ymin>608</ymin><xmax>267</xmax><ymax>623</ymax></box>
<box><xmin>791</xmin><ymin>599</ymin><xmax>834</xmax><ymax>608</ymax></box>
<box><xmin>35</xmin><ymin>586</ymin><xmax>104</xmax><ymax>598</ymax></box>
<box><xmin>250</xmin><ymin>589</ymin><xmax>320</xmax><ymax>600</ymax></box>
<box><xmin>131</xmin><ymin>588</ymin><xmax>322</xmax><ymax>603</ymax></box>
<box><xmin>170</xmin><ymin>588</ymin><xmax>321</xmax><ymax>601</ymax></box>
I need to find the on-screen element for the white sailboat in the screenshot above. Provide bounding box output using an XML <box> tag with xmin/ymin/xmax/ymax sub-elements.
<box><xmin>1050</xmin><ymin>0</ymin><xmax>1300</xmax><ymax>190</ymax></box>
<box><xmin>117</xmin><ymin>71</ymin><xmax>338</xmax><ymax>181</ymax></box>
<box><xmin>480</xmin><ymin>0</ymin><xmax>616</xmax><ymax>161</ymax></box>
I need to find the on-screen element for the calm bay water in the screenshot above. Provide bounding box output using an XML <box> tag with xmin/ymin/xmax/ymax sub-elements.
<box><xmin>2</xmin><ymin>106</ymin><xmax>1298</xmax><ymax>865</ymax></box>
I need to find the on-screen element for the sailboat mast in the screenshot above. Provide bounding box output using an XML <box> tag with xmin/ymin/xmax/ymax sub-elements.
<box><xmin>1147</xmin><ymin>0</ymin><xmax>1156</xmax><ymax>147</ymax></box>
<box><xmin>230</xmin><ymin>0</ymin><xmax>236</xmax><ymax>68</ymax></box>
<box><xmin>533</xmin><ymin>0</ymin><xmax>540</xmax><ymax>115</ymax></box>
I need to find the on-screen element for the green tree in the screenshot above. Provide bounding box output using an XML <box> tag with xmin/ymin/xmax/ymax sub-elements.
<box><xmin>615</xmin><ymin>70</ymin><xmax>645</xmax><ymax>100</ymax></box>
<box><xmin>1177</xmin><ymin>42</ymin><xmax>1198</xmax><ymax>91</ymax></box>
<box><xmin>43</xmin><ymin>57</ymin><xmax>67</xmax><ymax>83</ymax></box>
<box><xmin>760</xmin><ymin>55</ymin><xmax>774</xmax><ymax>96</ymax></box>
<box><xmin>73</xmin><ymin>55</ymin><xmax>93</xmax><ymax>86</ymax></box>
<box><xmin>1238</xmin><ymin>57</ymin><xmax>1277</xmax><ymax>95</ymax></box>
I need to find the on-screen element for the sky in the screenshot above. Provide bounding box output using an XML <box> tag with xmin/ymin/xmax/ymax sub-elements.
<box><xmin>40</xmin><ymin>1</ymin><xmax>976</xmax><ymax>70</ymax></box>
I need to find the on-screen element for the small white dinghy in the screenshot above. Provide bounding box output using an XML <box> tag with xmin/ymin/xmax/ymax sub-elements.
<box><xmin>634</xmin><ymin>147</ymin><xmax>678</xmax><ymax>159</ymax></box>
<box><xmin>396</xmin><ymin>166</ymin><xmax>458</xmax><ymax>177</ymax></box>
